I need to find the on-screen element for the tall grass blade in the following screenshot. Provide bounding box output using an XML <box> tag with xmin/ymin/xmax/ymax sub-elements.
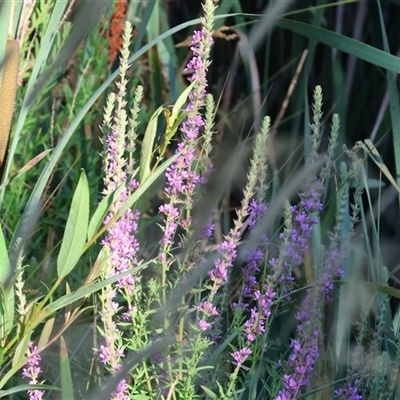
<box><xmin>60</xmin><ymin>336</ymin><xmax>74</xmax><ymax>400</ymax></box>
<box><xmin>0</xmin><ymin>384</ymin><xmax>59</xmax><ymax>398</ymax></box>
<box><xmin>276</xmin><ymin>18</ymin><xmax>400</xmax><ymax>74</ymax></box>
<box><xmin>376</xmin><ymin>0</ymin><xmax>400</xmax><ymax>209</ymax></box>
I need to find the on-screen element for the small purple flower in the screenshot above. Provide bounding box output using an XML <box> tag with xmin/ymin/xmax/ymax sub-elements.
<box><xmin>197</xmin><ymin>301</ymin><xmax>219</xmax><ymax>316</ymax></box>
<box><xmin>111</xmin><ymin>378</ymin><xmax>129</xmax><ymax>400</ymax></box>
<box><xmin>248</xmin><ymin>199</ymin><xmax>267</xmax><ymax>229</ymax></box>
<box><xmin>244</xmin><ymin>307</ymin><xmax>266</xmax><ymax>342</ymax></box>
<box><xmin>208</xmin><ymin>234</ymin><xmax>239</xmax><ymax>292</ymax></box>
<box><xmin>231</xmin><ymin>347</ymin><xmax>252</xmax><ymax>366</ymax></box>
<box><xmin>198</xmin><ymin>319</ymin><xmax>213</xmax><ymax>331</ymax></box>
<box><xmin>334</xmin><ymin>380</ymin><xmax>362</xmax><ymax>400</ymax></box>
<box><xmin>275</xmin><ymin>390</ymin><xmax>290</xmax><ymax>400</ymax></box>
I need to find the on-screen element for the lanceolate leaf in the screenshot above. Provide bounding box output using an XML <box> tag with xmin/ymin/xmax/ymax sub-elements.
<box><xmin>140</xmin><ymin>106</ymin><xmax>164</xmax><ymax>184</ymax></box>
<box><xmin>57</xmin><ymin>170</ymin><xmax>89</xmax><ymax>279</ymax></box>
<box><xmin>38</xmin><ymin>317</ymin><xmax>55</xmax><ymax>350</ymax></box>
<box><xmin>0</xmin><ymin>226</ymin><xmax>10</xmax><ymax>288</ymax></box>
<box><xmin>170</xmin><ymin>81</ymin><xmax>195</xmax><ymax>125</ymax></box>
<box><xmin>158</xmin><ymin>81</ymin><xmax>195</xmax><ymax>159</ymax></box>
<box><xmin>0</xmin><ymin>226</ymin><xmax>13</xmax><ymax>342</ymax></box>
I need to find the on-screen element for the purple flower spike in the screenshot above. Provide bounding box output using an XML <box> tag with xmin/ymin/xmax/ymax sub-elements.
<box><xmin>22</xmin><ymin>342</ymin><xmax>45</xmax><ymax>400</ymax></box>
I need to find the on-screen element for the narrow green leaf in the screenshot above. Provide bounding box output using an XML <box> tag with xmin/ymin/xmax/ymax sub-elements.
<box><xmin>376</xmin><ymin>0</ymin><xmax>400</xmax><ymax>209</ymax></box>
<box><xmin>38</xmin><ymin>317</ymin><xmax>55</xmax><ymax>350</ymax></box>
<box><xmin>60</xmin><ymin>336</ymin><xmax>74</xmax><ymax>400</ymax></box>
<box><xmin>275</xmin><ymin>18</ymin><xmax>400</xmax><ymax>74</ymax></box>
<box><xmin>87</xmin><ymin>168</ymin><xmax>137</xmax><ymax>241</ymax></box>
<box><xmin>57</xmin><ymin>170</ymin><xmax>89</xmax><ymax>279</ymax></box>
<box><xmin>0</xmin><ymin>228</ymin><xmax>13</xmax><ymax>340</ymax></box>
<box><xmin>360</xmin><ymin>281</ymin><xmax>400</xmax><ymax>299</ymax></box>
<box><xmin>0</xmin><ymin>225</ymin><xmax>10</xmax><ymax>285</ymax></box>
<box><xmin>140</xmin><ymin>106</ymin><xmax>164</xmax><ymax>183</ymax></box>
<box><xmin>0</xmin><ymin>384</ymin><xmax>60</xmax><ymax>398</ymax></box>
<box><xmin>200</xmin><ymin>385</ymin><xmax>218</xmax><ymax>399</ymax></box>
<box><xmin>158</xmin><ymin>82</ymin><xmax>195</xmax><ymax>159</ymax></box>
<box><xmin>2</xmin><ymin>288</ymin><xmax>13</xmax><ymax>340</ymax></box>
<box><xmin>12</xmin><ymin>332</ymin><xmax>30</xmax><ymax>369</ymax></box>
<box><xmin>170</xmin><ymin>81</ymin><xmax>195</xmax><ymax>124</ymax></box>
<box><xmin>45</xmin><ymin>263</ymin><xmax>146</xmax><ymax>318</ymax></box>
<box><xmin>361</xmin><ymin>139</ymin><xmax>400</xmax><ymax>194</ymax></box>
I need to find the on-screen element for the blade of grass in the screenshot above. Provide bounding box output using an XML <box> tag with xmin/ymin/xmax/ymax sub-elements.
<box><xmin>60</xmin><ymin>336</ymin><xmax>74</xmax><ymax>400</ymax></box>
<box><xmin>376</xmin><ymin>0</ymin><xmax>400</xmax><ymax>210</ymax></box>
<box><xmin>275</xmin><ymin>18</ymin><xmax>400</xmax><ymax>74</ymax></box>
<box><xmin>0</xmin><ymin>384</ymin><xmax>60</xmax><ymax>398</ymax></box>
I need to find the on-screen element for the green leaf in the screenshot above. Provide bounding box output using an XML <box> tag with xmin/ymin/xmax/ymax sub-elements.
<box><xmin>60</xmin><ymin>336</ymin><xmax>74</xmax><ymax>400</ymax></box>
<box><xmin>87</xmin><ymin>167</ymin><xmax>138</xmax><ymax>242</ymax></box>
<box><xmin>358</xmin><ymin>139</ymin><xmax>400</xmax><ymax>194</ymax></box>
<box><xmin>200</xmin><ymin>385</ymin><xmax>218</xmax><ymax>399</ymax></box>
<box><xmin>38</xmin><ymin>317</ymin><xmax>55</xmax><ymax>350</ymax></box>
<box><xmin>140</xmin><ymin>106</ymin><xmax>164</xmax><ymax>184</ymax></box>
<box><xmin>158</xmin><ymin>81</ymin><xmax>195</xmax><ymax>158</ymax></box>
<box><xmin>170</xmin><ymin>81</ymin><xmax>195</xmax><ymax>125</ymax></box>
<box><xmin>0</xmin><ymin>384</ymin><xmax>60</xmax><ymax>398</ymax></box>
<box><xmin>0</xmin><ymin>226</ymin><xmax>12</xmax><ymax>341</ymax></box>
<box><xmin>0</xmin><ymin>293</ymin><xmax>13</xmax><ymax>346</ymax></box>
<box><xmin>275</xmin><ymin>18</ymin><xmax>400</xmax><ymax>74</ymax></box>
<box><xmin>12</xmin><ymin>332</ymin><xmax>31</xmax><ymax>369</ymax></box>
<box><xmin>0</xmin><ymin>225</ymin><xmax>10</xmax><ymax>285</ymax></box>
<box><xmin>57</xmin><ymin>170</ymin><xmax>89</xmax><ymax>279</ymax></box>
<box><xmin>44</xmin><ymin>263</ymin><xmax>146</xmax><ymax>319</ymax></box>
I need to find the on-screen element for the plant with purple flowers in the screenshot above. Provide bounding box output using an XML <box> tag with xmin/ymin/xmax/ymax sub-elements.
<box><xmin>22</xmin><ymin>342</ymin><xmax>45</xmax><ymax>400</ymax></box>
